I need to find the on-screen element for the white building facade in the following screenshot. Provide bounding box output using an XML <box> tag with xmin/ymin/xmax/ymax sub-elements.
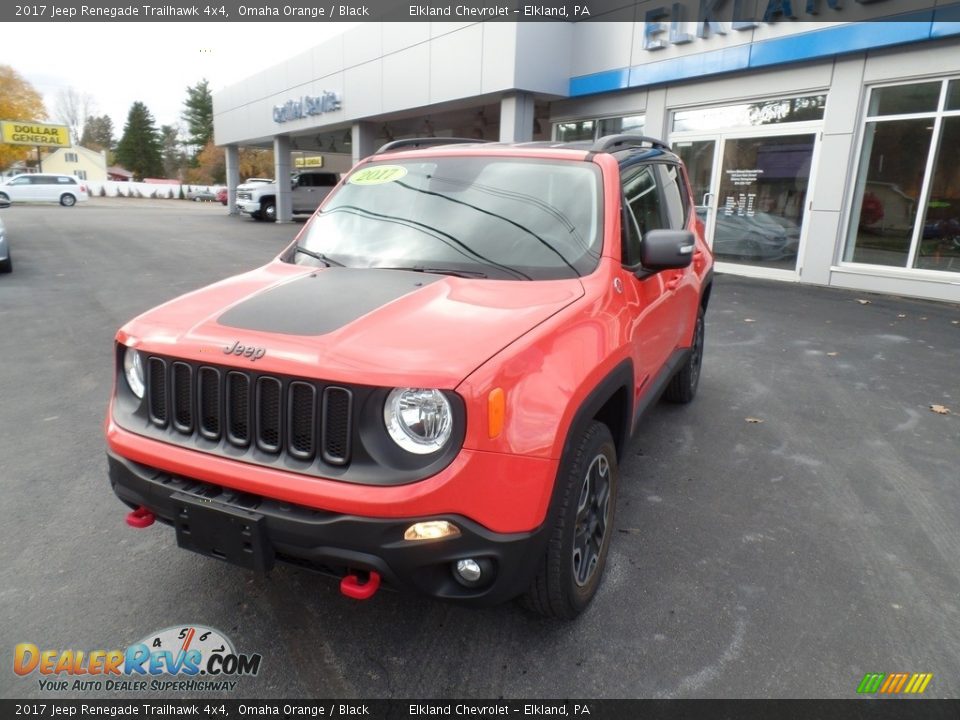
<box><xmin>214</xmin><ymin>16</ymin><xmax>960</xmax><ymax>302</ymax></box>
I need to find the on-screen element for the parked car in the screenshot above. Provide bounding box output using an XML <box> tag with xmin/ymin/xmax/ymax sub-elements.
<box><xmin>106</xmin><ymin>136</ymin><xmax>714</xmax><ymax>619</ymax></box>
<box><xmin>216</xmin><ymin>188</ymin><xmax>228</xmax><ymax>205</ymax></box>
<box><xmin>186</xmin><ymin>188</ymin><xmax>218</xmax><ymax>202</ymax></box>
<box><xmin>0</xmin><ymin>174</ymin><xmax>88</xmax><ymax>207</ymax></box>
<box><xmin>0</xmin><ymin>196</ymin><xmax>10</xmax><ymax>273</ymax></box>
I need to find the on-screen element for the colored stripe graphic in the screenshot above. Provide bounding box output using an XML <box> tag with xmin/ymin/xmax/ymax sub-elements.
<box><xmin>857</xmin><ymin>673</ymin><xmax>885</xmax><ymax>694</ymax></box>
<box><xmin>858</xmin><ymin>672</ymin><xmax>933</xmax><ymax>694</ymax></box>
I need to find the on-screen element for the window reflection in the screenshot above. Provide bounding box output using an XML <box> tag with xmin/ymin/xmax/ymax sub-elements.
<box><xmin>915</xmin><ymin>117</ymin><xmax>960</xmax><ymax>271</ymax></box>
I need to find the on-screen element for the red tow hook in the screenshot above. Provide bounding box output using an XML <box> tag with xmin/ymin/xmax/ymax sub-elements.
<box><xmin>340</xmin><ymin>570</ymin><xmax>381</xmax><ymax>600</ymax></box>
<box><xmin>125</xmin><ymin>506</ymin><xmax>155</xmax><ymax>529</ymax></box>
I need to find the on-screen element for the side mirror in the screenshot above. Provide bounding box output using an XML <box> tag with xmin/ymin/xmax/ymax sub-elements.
<box><xmin>640</xmin><ymin>229</ymin><xmax>695</xmax><ymax>271</ymax></box>
<box><xmin>0</xmin><ymin>198</ymin><xmax>10</xmax><ymax>209</ymax></box>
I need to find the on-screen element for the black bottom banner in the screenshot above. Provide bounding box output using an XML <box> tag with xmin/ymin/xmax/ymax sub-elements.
<box><xmin>2</xmin><ymin>699</ymin><xmax>958</xmax><ymax>720</ymax></box>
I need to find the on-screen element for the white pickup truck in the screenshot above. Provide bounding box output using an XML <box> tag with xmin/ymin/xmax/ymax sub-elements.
<box><xmin>235</xmin><ymin>171</ymin><xmax>339</xmax><ymax>221</ymax></box>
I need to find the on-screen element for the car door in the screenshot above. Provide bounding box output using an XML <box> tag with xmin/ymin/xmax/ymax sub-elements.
<box><xmin>615</xmin><ymin>162</ymin><xmax>685</xmax><ymax>398</ymax></box>
<box><xmin>6</xmin><ymin>176</ymin><xmax>35</xmax><ymax>202</ymax></box>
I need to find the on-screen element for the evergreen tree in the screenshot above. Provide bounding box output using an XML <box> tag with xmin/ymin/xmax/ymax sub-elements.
<box><xmin>115</xmin><ymin>101</ymin><xmax>163</xmax><ymax>180</ymax></box>
<box><xmin>160</xmin><ymin>124</ymin><xmax>187</xmax><ymax>179</ymax></box>
<box><xmin>182</xmin><ymin>79</ymin><xmax>213</xmax><ymax>157</ymax></box>
<box><xmin>79</xmin><ymin>114</ymin><xmax>114</xmax><ymax>152</ymax></box>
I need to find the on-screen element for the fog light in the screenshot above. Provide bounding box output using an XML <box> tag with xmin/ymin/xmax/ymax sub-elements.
<box><xmin>452</xmin><ymin>557</ymin><xmax>495</xmax><ymax>588</ymax></box>
<box><xmin>456</xmin><ymin>559</ymin><xmax>482</xmax><ymax>583</ymax></box>
<box><xmin>404</xmin><ymin>520</ymin><xmax>460</xmax><ymax>541</ymax></box>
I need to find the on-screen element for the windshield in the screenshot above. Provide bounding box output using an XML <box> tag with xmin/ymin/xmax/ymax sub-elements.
<box><xmin>292</xmin><ymin>157</ymin><xmax>602</xmax><ymax>280</ymax></box>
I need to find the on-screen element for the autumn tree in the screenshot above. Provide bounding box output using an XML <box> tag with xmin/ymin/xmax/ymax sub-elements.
<box><xmin>79</xmin><ymin>114</ymin><xmax>115</xmax><ymax>153</ymax></box>
<box><xmin>239</xmin><ymin>148</ymin><xmax>274</xmax><ymax>180</ymax></box>
<box><xmin>54</xmin><ymin>88</ymin><xmax>96</xmax><ymax>144</ymax></box>
<box><xmin>182</xmin><ymin>79</ymin><xmax>213</xmax><ymax>159</ymax></box>
<box><xmin>116</xmin><ymin>101</ymin><xmax>163</xmax><ymax>180</ymax></box>
<box><xmin>0</xmin><ymin>65</ymin><xmax>47</xmax><ymax>170</ymax></box>
<box><xmin>184</xmin><ymin>140</ymin><xmax>225</xmax><ymax>184</ymax></box>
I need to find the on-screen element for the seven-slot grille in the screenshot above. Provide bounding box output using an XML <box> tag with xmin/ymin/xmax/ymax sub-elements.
<box><xmin>145</xmin><ymin>356</ymin><xmax>352</xmax><ymax>465</ymax></box>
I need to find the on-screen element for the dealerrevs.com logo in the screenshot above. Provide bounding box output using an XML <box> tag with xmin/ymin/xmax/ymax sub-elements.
<box><xmin>14</xmin><ymin>625</ymin><xmax>262</xmax><ymax>693</ymax></box>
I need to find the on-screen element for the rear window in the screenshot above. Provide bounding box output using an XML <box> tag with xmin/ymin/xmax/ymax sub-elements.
<box><xmin>56</xmin><ymin>176</ymin><xmax>77</xmax><ymax>185</ymax></box>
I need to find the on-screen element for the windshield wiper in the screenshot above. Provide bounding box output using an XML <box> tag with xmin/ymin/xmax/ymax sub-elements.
<box><xmin>295</xmin><ymin>247</ymin><xmax>344</xmax><ymax>266</ymax></box>
<box><xmin>375</xmin><ymin>266</ymin><xmax>488</xmax><ymax>279</ymax></box>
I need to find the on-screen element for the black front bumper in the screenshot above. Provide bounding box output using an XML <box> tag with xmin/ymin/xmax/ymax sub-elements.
<box><xmin>108</xmin><ymin>452</ymin><xmax>549</xmax><ymax>605</ymax></box>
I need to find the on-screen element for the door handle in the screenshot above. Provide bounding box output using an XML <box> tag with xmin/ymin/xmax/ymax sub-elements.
<box><xmin>664</xmin><ymin>272</ymin><xmax>682</xmax><ymax>291</ymax></box>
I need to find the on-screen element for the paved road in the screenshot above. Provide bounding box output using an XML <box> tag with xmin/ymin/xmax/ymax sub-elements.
<box><xmin>1</xmin><ymin>199</ymin><xmax>958</xmax><ymax>699</ymax></box>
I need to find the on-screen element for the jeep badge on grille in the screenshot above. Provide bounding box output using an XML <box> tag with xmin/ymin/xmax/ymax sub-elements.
<box><xmin>223</xmin><ymin>341</ymin><xmax>266</xmax><ymax>361</ymax></box>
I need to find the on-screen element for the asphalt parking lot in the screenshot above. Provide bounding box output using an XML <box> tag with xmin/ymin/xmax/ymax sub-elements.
<box><xmin>1</xmin><ymin>199</ymin><xmax>958</xmax><ymax>700</ymax></box>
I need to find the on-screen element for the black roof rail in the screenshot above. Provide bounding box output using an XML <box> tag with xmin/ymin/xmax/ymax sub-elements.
<box><xmin>375</xmin><ymin>137</ymin><xmax>491</xmax><ymax>154</ymax></box>
<box><xmin>590</xmin><ymin>134</ymin><xmax>671</xmax><ymax>154</ymax></box>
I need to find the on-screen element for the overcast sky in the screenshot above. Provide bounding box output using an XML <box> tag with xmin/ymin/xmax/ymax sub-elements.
<box><xmin>1</xmin><ymin>23</ymin><xmax>357</xmax><ymax>136</ymax></box>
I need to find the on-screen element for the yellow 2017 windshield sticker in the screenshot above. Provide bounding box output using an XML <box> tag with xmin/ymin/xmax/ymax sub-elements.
<box><xmin>348</xmin><ymin>165</ymin><xmax>408</xmax><ymax>185</ymax></box>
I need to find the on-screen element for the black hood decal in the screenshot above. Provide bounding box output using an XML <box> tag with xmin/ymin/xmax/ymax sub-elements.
<box><xmin>217</xmin><ymin>268</ymin><xmax>441</xmax><ymax>336</ymax></box>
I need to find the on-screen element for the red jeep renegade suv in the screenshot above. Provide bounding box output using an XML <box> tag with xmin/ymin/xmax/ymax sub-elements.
<box><xmin>106</xmin><ymin>135</ymin><xmax>714</xmax><ymax>619</ymax></box>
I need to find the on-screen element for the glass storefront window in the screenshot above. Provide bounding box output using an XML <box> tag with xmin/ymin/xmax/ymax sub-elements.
<box><xmin>598</xmin><ymin>115</ymin><xmax>645</xmax><ymax>136</ymax></box>
<box><xmin>868</xmin><ymin>82</ymin><xmax>940</xmax><ymax>116</ymax></box>
<box><xmin>672</xmin><ymin>95</ymin><xmax>825</xmax><ymax>133</ymax></box>
<box><xmin>555</xmin><ymin>120</ymin><xmax>594</xmax><ymax>142</ymax></box>
<box><xmin>914</xmin><ymin>117</ymin><xmax>960</xmax><ymax>271</ymax></box>
<box><xmin>845</xmin><ymin>78</ymin><xmax>960</xmax><ymax>273</ymax></box>
<box><xmin>846</xmin><ymin>120</ymin><xmax>934</xmax><ymax>266</ymax></box>
<box><xmin>553</xmin><ymin>115</ymin><xmax>645</xmax><ymax>142</ymax></box>
<box><xmin>947</xmin><ymin>80</ymin><xmax>960</xmax><ymax>111</ymax></box>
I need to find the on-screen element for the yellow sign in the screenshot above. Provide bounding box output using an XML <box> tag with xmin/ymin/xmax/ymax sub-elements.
<box><xmin>1</xmin><ymin>121</ymin><xmax>71</xmax><ymax>147</ymax></box>
<box><xmin>348</xmin><ymin>165</ymin><xmax>408</xmax><ymax>186</ymax></box>
<box><xmin>294</xmin><ymin>156</ymin><xmax>324</xmax><ymax>168</ymax></box>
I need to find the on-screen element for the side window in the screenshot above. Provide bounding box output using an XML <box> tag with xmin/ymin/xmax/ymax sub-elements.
<box><xmin>319</xmin><ymin>174</ymin><xmax>337</xmax><ymax>187</ymax></box>
<box><xmin>57</xmin><ymin>176</ymin><xmax>76</xmax><ymax>184</ymax></box>
<box><xmin>10</xmin><ymin>177</ymin><xmax>31</xmax><ymax>186</ymax></box>
<box><xmin>657</xmin><ymin>164</ymin><xmax>687</xmax><ymax>229</ymax></box>
<box><xmin>620</xmin><ymin>164</ymin><xmax>665</xmax><ymax>265</ymax></box>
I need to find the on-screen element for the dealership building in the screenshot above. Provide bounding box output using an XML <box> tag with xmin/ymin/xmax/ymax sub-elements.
<box><xmin>213</xmin><ymin>11</ymin><xmax>960</xmax><ymax>302</ymax></box>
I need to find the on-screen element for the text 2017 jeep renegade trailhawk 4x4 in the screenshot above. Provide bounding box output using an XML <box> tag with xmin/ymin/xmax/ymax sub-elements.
<box><xmin>106</xmin><ymin>136</ymin><xmax>714</xmax><ymax>619</ymax></box>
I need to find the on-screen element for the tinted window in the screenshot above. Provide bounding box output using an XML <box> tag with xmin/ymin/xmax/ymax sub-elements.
<box><xmin>621</xmin><ymin>164</ymin><xmax>664</xmax><ymax>266</ymax></box>
<box><xmin>296</xmin><ymin>157</ymin><xmax>602</xmax><ymax>280</ymax></box>
<box><xmin>10</xmin><ymin>177</ymin><xmax>31</xmax><ymax>186</ymax></box>
<box><xmin>622</xmin><ymin>164</ymin><xmax>664</xmax><ymax>235</ymax></box>
<box><xmin>657</xmin><ymin>164</ymin><xmax>686</xmax><ymax>229</ymax></box>
<box><xmin>56</xmin><ymin>176</ymin><xmax>76</xmax><ymax>184</ymax></box>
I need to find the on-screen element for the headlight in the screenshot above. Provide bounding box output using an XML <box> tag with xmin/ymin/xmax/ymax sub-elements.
<box><xmin>384</xmin><ymin>388</ymin><xmax>453</xmax><ymax>454</ymax></box>
<box><xmin>123</xmin><ymin>347</ymin><xmax>145</xmax><ymax>399</ymax></box>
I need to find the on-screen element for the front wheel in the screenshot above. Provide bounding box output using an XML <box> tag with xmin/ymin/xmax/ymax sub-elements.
<box><xmin>60</xmin><ymin>193</ymin><xmax>76</xmax><ymax>207</ymax></box>
<box><xmin>0</xmin><ymin>255</ymin><xmax>11</xmax><ymax>273</ymax></box>
<box><xmin>522</xmin><ymin>421</ymin><xmax>619</xmax><ymax>619</ymax></box>
<box><xmin>0</xmin><ymin>192</ymin><xmax>9</xmax><ymax>203</ymax></box>
<box><xmin>261</xmin><ymin>200</ymin><xmax>276</xmax><ymax>222</ymax></box>
<box><xmin>664</xmin><ymin>307</ymin><xmax>705</xmax><ymax>404</ymax></box>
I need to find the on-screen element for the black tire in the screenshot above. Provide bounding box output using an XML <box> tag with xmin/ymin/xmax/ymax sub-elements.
<box><xmin>261</xmin><ymin>199</ymin><xmax>276</xmax><ymax>222</ymax></box>
<box><xmin>60</xmin><ymin>193</ymin><xmax>76</xmax><ymax>207</ymax></box>
<box><xmin>522</xmin><ymin>421</ymin><xmax>619</xmax><ymax>619</ymax></box>
<box><xmin>0</xmin><ymin>255</ymin><xmax>11</xmax><ymax>273</ymax></box>
<box><xmin>250</xmin><ymin>210</ymin><xmax>263</xmax><ymax>220</ymax></box>
<box><xmin>664</xmin><ymin>307</ymin><xmax>705</xmax><ymax>404</ymax></box>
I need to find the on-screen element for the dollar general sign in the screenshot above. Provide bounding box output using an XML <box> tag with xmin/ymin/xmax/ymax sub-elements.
<box><xmin>1</xmin><ymin>121</ymin><xmax>71</xmax><ymax>147</ymax></box>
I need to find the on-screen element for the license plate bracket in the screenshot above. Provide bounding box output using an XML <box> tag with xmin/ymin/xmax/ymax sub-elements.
<box><xmin>172</xmin><ymin>492</ymin><xmax>274</xmax><ymax>573</ymax></box>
